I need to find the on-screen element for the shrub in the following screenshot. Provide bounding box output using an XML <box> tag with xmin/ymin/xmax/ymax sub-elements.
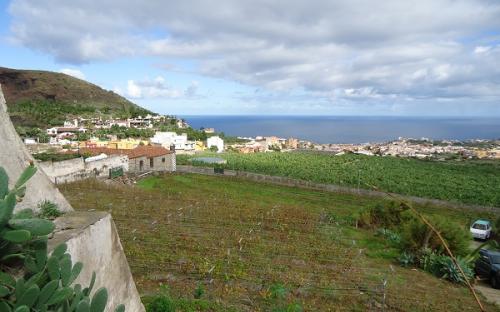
<box><xmin>37</xmin><ymin>200</ymin><xmax>63</xmax><ymax>219</ymax></box>
<box><xmin>146</xmin><ymin>286</ymin><xmax>220</xmax><ymax>312</ymax></box>
<box><xmin>418</xmin><ymin>249</ymin><xmax>473</xmax><ymax>284</ymax></box>
<box><xmin>147</xmin><ymin>294</ymin><xmax>176</xmax><ymax>312</ymax></box>
<box><xmin>495</xmin><ymin>215</ymin><xmax>500</xmax><ymax>233</ymax></box>
<box><xmin>399</xmin><ymin>215</ymin><xmax>470</xmax><ymax>257</ymax></box>
<box><xmin>269</xmin><ymin>283</ymin><xmax>288</xmax><ymax>300</ymax></box>
<box><xmin>376</xmin><ymin>228</ymin><xmax>401</xmax><ymax>246</ymax></box>
<box><xmin>398</xmin><ymin>251</ymin><xmax>415</xmax><ymax>267</ymax></box>
<box><xmin>193</xmin><ymin>283</ymin><xmax>204</xmax><ymax>299</ymax></box>
<box><xmin>357</xmin><ymin>201</ymin><xmax>409</xmax><ymax>229</ymax></box>
<box><xmin>272</xmin><ymin>303</ymin><xmax>303</xmax><ymax>312</ymax></box>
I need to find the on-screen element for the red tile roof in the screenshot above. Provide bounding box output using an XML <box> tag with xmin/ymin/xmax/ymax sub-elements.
<box><xmin>80</xmin><ymin>145</ymin><xmax>173</xmax><ymax>159</ymax></box>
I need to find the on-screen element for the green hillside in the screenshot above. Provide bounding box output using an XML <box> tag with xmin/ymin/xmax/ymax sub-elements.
<box><xmin>0</xmin><ymin>67</ymin><xmax>152</xmax><ymax>128</ymax></box>
<box><xmin>178</xmin><ymin>151</ymin><xmax>500</xmax><ymax>207</ymax></box>
<box><xmin>61</xmin><ymin>175</ymin><xmax>497</xmax><ymax>311</ymax></box>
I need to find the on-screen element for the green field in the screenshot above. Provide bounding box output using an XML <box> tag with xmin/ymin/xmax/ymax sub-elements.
<box><xmin>178</xmin><ymin>152</ymin><xmax>500</xmax><ymax>207</ymax></box>
<box><xmin>61</xmin><ymin>174</ymin><xmax>498</xmax><ymax>311</ymax></box>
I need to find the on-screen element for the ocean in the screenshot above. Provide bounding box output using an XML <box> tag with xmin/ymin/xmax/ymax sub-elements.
<box><xmin>181</xmin><ymin>116</ymin><xmax>500</xmax><ymax>144</ymax></box>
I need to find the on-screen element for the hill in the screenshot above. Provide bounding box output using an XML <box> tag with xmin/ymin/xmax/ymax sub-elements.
<box><xmin>0</xmin><ymin>67</ymin><xmax>152</xmax><ymax>128</ymax></box>
<box><xmin>61</xmin><ymin>174</ymin><xmax>497</xmax><ymax>311</ymax></box>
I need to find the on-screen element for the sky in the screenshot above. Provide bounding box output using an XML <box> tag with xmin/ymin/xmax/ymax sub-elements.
<box><xmin>1</xmin><ymin>0</ymin><xmax>500</xmax><ymax>116</ymax></box>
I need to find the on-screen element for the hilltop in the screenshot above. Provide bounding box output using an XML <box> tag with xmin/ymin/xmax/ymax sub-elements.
<box><xmin>0</xmin><ymin>67</ymin><xmax>152</xmax><ymax>128</ymax></box>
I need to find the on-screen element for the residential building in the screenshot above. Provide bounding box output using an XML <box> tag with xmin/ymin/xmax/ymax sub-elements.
<box><xmin>108</xmin><ymin>120</ymin><xmax>130</xmax><ymax>128</ymax></box>
<box><xmin>285</xmin><ymin>138</ymin><xmax>299</xmax><ymax>149</ymax></box>
<box><xmin>108</xmin><ymin>138</ymin><xmax>149</xmax><ymax>149</ymax></box>
<box><xmin>24</xmin><ymin>137</ymin><xmax>37</xmax><ymax>145</ymax></box>
<box><xmin>176</xmin><ymin>119</ymin><xmax>187</xmax><ymax>129</ymax></box>
<box><xmin>151</xmin><ymin>132</ymin><xmax>194</xmax><ymax>152</ymax></box>
<box><xmin>80</xmin><ymin>145</ymin><xmax>175</xmax><ymax>173</ymax></box>
<box><xmin>194</xmin><ymin>141</ymin><xmax>206</xmax><ymax>151</ymax></box>
<box><xmin>207</xmin><ymin>136</ymin><xmax>224</xmax><ymax>152</ymax></box>
<box><xmin>265</xmin><ymin>136</ymin><xmax>282</xmax><ymax>150</ymax></box>
<box><xmin>46</xmin><ymin>127</ymin><xmax>87</xmax><ymax>136</ymax></box>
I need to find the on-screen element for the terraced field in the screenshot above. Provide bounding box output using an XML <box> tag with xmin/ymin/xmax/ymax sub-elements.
<box><xmin>61</xmin><ymin>174</ymin><xmax>497</xmax><ymax>311</ymax></box>
<box><xmin>178</xmin><ymin>152</ymin><xmax>500</xmax><ymax>207</ymax></box>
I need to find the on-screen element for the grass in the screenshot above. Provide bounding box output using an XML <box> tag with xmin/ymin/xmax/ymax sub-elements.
<box><xmin>61</xmin><ymin>174</ymin><xmax>499</xmax><ymax>311</ymax></box>
<box><xmin>177</xmin><ymin>151</ymin><xmax>500</xmax><ymax>207</ymax></box>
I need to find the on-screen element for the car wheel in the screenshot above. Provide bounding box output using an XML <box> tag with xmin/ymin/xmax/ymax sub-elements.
<box><xmin>490</xmin><ymin>276</ymin><xmax>499</xmax><ymax>289</ymax></box>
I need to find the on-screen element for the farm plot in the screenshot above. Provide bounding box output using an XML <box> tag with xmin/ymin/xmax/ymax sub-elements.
<box><xmin>178</xmin><ymin>152</ymin><xmax>500</xmax><ymax>207</ymax></box>
<box><xmin>61</xmin><ymin>174</ymin><xmax>497</xmax><ymax>311</ymax></box>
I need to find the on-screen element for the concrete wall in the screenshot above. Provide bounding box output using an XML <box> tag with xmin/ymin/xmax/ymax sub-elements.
<box><xmin>1</xmin><ymin>84</ymin><xmax>144</xmax><ymax>311</ymax></box>
<box><xmin>86</xmin><ymin>155</ymin><xmax>129</xmax><ymax>173</ymax></box>
<box><xmin>39</xmin><ymin>158</ymin><xmax>85</xmax><ymax>178</ymax></box>
<box><xmin>129</xmin><ymin>153</ymin><xmax>175</xmax><ymax>173</ymax></box>
<box><xmin>49</xmin><ymin>211</ymin><xmax>145</xmax><ymax>312</ymax></box>
<box><xmin>39</xmin><ymin>155</ymin><xmax>129</xmax><ymax>184</ymax></box>
<box><xmin>0</xmin><ymin>84</ymin><xmax>72</xmax><ymax>212</ymax></box>
<box><xmin>176</xmin><ymin>165</ymin><xmax>500</xmax><ymax>213</ymax></box>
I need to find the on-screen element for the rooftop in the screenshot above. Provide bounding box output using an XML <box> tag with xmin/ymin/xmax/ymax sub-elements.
<box><xmin>81</xmin><ymin>145</ymin><xmax>173</xmax><ymax>159</ymax></box>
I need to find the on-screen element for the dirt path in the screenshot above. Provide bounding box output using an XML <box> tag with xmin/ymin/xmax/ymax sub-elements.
<box><xmin>476</xmin><ymin>280</ymin><xmax>500</xmax><ymax>308</ymax></box>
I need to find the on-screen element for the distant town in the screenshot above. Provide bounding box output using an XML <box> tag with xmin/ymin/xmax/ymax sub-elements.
<box><xmin>22</xmin><ymin>113</ymin><xmax>500</xmax><ymax>161</ymax></box>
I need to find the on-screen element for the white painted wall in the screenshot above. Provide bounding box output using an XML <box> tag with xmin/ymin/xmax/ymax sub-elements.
<box><xmin>207</xmin><ymin>136</ymin><xmax>224</xmax><ymax>152</ymax></box>
<box><xmin>39</xmin><ymin>155</ymin><xmax>129</xmax><ymax>184</ymax></box>
<box><xmin>151</xmin><ymin>131</ymin><xmax>194</xmax><ymax>151</ymax></box>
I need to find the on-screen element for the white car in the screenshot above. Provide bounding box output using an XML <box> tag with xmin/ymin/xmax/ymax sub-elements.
<box><xmin>470</xmin><ymin>220</ymin><xmax>492</xmax><ymax>240</ymax></box>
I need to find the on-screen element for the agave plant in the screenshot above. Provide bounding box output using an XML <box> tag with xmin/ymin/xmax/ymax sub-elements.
<box><xmin>0</xmin><ymin>165</ymin><xmax>125</xmax><ymax>312</ymax></box>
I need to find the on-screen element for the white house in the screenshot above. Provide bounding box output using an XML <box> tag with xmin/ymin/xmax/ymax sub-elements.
<box><xmin>108</xmin><ymin>120</ymin><xmax>130</xmax><ymax>128</ymax></box>
<box><xmin>151</xmin><ymin>132</ymin><xmax>194</xmax><ymax>152</ymax></box>
<box><xmin>46</xmin><ymin>127</ymin><xmax>87</xmax><ymax>137</ymax></box>
<box><xmin>207</xmin><ymin>136</ymin><xmax>224</xmax><ymax>153</ymax></box>
<box><xmin>24</xmin><ymin>138</ymin><xmax>37</xmax><ymax>145</ymax></box>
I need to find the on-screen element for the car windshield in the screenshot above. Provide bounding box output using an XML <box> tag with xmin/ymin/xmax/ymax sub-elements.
<box><xmin>472</xmin><ymin>223</ymin><xmax>487</xmax><ymax>230</ymax></box>
<box><xmin>491</xmin><ymin>255</ymin><xmax>500</xmax><ymax>264</ymax></box>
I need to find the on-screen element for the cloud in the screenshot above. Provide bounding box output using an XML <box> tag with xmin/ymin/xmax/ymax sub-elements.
<box><xmin>59</xmin><ymin>68</ymin><xmax>86</xmax><ymax>80</ymax></box>
<box><xmin>8</xmin><ymin>0</ymin><xmax>500</xmax><ymax>112</ymax></box>
<box><xmin>126</xmin><ymin>80</ymin><xmax>142</xmax><ymax>98</ymax></box>
<box><xmin>184</xmin><ymin>81</ymin><xmax>199</xmax><ymax>97</ymax></box>
<box><xmin>126</xmin><ymin>76</ymin><xmax>190</xmax><ymax>99</ymax></box>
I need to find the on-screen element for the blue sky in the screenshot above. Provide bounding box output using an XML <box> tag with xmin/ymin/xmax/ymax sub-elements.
<box><xmin>1</xmin><ymin>0</ymin><xmax>500</xmax><ymax>116</ymax></box>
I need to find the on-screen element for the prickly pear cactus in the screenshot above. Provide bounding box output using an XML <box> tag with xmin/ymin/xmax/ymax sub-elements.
<box><xmin>0</xmin><ymin>165</ymin><xmax>125</xmax><ymax>312</ymax></box>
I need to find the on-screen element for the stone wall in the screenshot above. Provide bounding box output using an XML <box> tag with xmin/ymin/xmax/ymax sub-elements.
<box><xmin>49</xmin><ymin>211</ymin><xmax>145</xmax><ymax>312</ymax></box>
<box><xmin>129</xmin><ymin>153</ymin><xmax>176</xmax><ymax>173</ymax></box>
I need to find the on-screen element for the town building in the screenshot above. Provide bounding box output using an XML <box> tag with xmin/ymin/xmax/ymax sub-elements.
<box><xmin>24</xmin><ymin>137</ymin><xmax>37</xmax><ymax>145</ymax></box>
<box><xmin>285</xmin><ymin>138</ymin><xmax>299</xmax><ymax>149</ymax></box>
<box><xmin>151</xmin><ymin>132</ymin><xmax>194</xmax><ymax>152</ymax></box>
<box><xmin>194</xmin><ymin>141</ymin><xmax>206</xmax><ymax>151</ymax></box>
<box><xmin>207</xmin><ymin>136</ymin><xmax>224</xmax><ymax>152</ymax></box>
<box><xmin>202</xmin><ymin>128</ymin><xmax>215</xmax><ymax>134</ymax></box>
<box><xmin>46</xmin><ymin>127</ymin><xmax>87</xmax><ymax>136</ymax></box>
<box><xmin>80</xmin><ymin>145</ymin><xmax>175</xmax><ymax>173</ymax></box>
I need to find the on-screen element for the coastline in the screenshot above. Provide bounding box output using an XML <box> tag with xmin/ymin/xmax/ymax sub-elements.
<box><xmin>181</xmin><ymin>115</ymin><xmax>500</xmax><ymax>144</ymax></box>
